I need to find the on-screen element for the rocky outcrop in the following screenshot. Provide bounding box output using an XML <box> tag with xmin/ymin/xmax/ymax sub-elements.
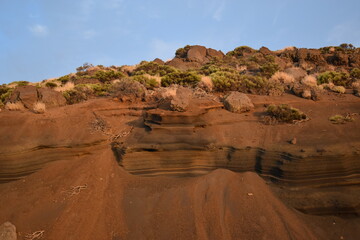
<box><xmin>38</xmin><ymin>88</ymin><xmax>66</xmax><ymax>108</ymax></box>
<box><xmin>170</xmin><ymin>87</ymin><xmax>192</xmax><ymax>112</ymax></box>
<box><xmin>9</xmin><ymin>85</ymin><xmax>38</xmax><ymax>109</ymax></box>
<box><xmin>223</xmin><ymin>92</ymin><xmax>254</xmax><ymax>113</ymax></box>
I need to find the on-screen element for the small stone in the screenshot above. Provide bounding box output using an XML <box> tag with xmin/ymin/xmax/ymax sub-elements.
<box><xmin>247</xmin><ymin>193</ymin><xmax>253</xmax><ymax>196</ymax></box>
<box><xmin>290</xmin><ymin>137</ymin><xmax>297</xmax><ymax>145</ymax></box>
<box><xmin>0</xmin><ymin>222</ymin><xmax>17</xmax><ymax>240</ymax></box>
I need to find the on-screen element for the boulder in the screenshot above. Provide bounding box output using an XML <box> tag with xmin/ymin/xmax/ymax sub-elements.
<box><xmin>0</xmin><ymin>222</ymin><xmax>17</xmax><ymax>240</ymax></box>
<box><xmin>284</xmin><ymin>67</ymin><xmax>307</xmax><ymax>81</ymax></box>
<box><xmin>223</xmin><ymin>92</ymin><xmax>254</xmax><ymax>113</ymax></box>
<box><xmin>153</xmin><ymin>58</ymin><xmax>165</xmax><ymax>65</ymax></box>
<box><xmin>9</xmin><ymin>85</ymin><xmax>38</xmax><ymax>109</ymax></box>
<box><xmin>259</xmin><ymin>46</ymin><xmax>272</xmax><ymax>55</ymax></box>
<box><xmin>206</xmin><ymin>48</ymin><xmax>225</xmax><ymax>59</ymax></box>
<box><xmin>38</xmin><ymin>88</ymin><xmax>67</xmax><ymax>108</ymax></box>
<box><xmin>170</xmin><ymin>87</ymin><xmax>193</xmax><ymax>112</ymax></box>
<box><xmin>187</xmin><ymin>45</ymin><xmax>207</xmax><ymax>63</ymax></box>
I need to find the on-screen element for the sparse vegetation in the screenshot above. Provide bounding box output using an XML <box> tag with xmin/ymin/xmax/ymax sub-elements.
<box><xmin>260</xmin><ymin>62</ymin><xmax>280</xmax><ymax>78</ymax></box>
<box><xmin>332</xmin><ymin>85</ymin><xmax>346</xmax><ymax>94</ymax></box>
<box><xmin>329</xmin><ymin>114</ymin><xmax>354</xmax><ymax>124</ymax></box>
<box><xmin>10</xmin><ymin>81</ymin><xmax>29</xmax><ymax>87</ymax></box>
<box><xmin>133</xmin><ymin>61</ymin><xmax>177</xmax><ymax>77</ymax></box>
<box><xmin>266</xmin><ymin>104</ymin><xmax>307</xmax><ymax>123</ymax></box>
<box><xmin>161</xmin><ymin>72</ymin><xmax>200</xmax><ymax>87</ymax></box>
<box><xmin>94</xmin><ymin>70</ymin><xmax>125</xmax><ymax>83</ymax></box>
<box><xmin>132</xmin><ymin>75</ymin><xmax>160</xmax><ymax>89</ymax></box>
<box><xmin>0</xmin><ymin>85</ymin><xmax>13</xmax><ymax>105</ymax></box>
<box><xmin>227</xmin><ymin>46</ymin><xmax>256</xmax><ymax>57</ymax></box>
<box><xmin>175</xmin><ymin>45</ymin><xmax>191</xmax><ymax>58</ymax></box>
<box><xmin>111</xmin><ymin>78</ymin><xmax>146</xmax><ymax>101</ymax></box>
<box><xmin>33</xmin><ymin>101</ymin><xmax>46</xmax><ymax>114</ymax></box>
<box><xmin>350</xmin><ymin>68</ymin><xmax>360</xmax><ymax>79</ymax></box>
<box><xmin>45</xmin><ymin>82</ymin><xmax>58</xmax><ymax>88</ymax></box>
<box><xmin>5</xmin><ymin>102</ymin><xmax>25</xmax><ymax>111</ymax></box>
<box><xmin>317</xmin><ymin>71</ymin><xmax>351</xmax><ymax>87</ymax></box>
<box><xmin>76</xmin><ymin>63</ymin><xmax>94</xmax><ymax>73</ymax></box>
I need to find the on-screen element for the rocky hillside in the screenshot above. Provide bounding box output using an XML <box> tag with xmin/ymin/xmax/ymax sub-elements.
<box><xmin>1</xmin><ymin>44</ymin><xmax>360</xmax><ymax>112</ymax></box>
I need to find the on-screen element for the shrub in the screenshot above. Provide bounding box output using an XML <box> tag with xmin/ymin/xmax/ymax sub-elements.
<box><xmin>133</xmin><ymin>62</ymin><xmax>177</xmax><ymax>77</ymax></box>
<box><xmin>227</xmin><ymin>46</ymin><xmax>256</xmax><ymax>57</ymax></box>
<box><xmin>260</xmin><ymin>62</ymin><xmax>280</xmax><ymax>78</ymax></box>
<box><xmin>270</xmin><ymin>72</ymin><xmax>295</xmax><ymax>85</ymax></box>
<box><xmin>75</xmin><ymin>83</ymin><xmax>111</xmax><ymax>97</ymax></box>
<box><xmin>301</xmin><ymin>75</ymin><xmax>317</xmax><ymax>87</ymax></box>
<box><xmin>199</xmin><ymin>64</ymin><xmax>236</xmax><ymax>76</ymax></box>
<box><xmin>132</xmin><ymin>75</ymin><xmax>160</xmax><ymax>89</ymax></box>
<box><xmin>10</xmin><ymin>81</ymin><xmax>29</xmax><ymax>86</ymax></box>
<box><xmin>161</xmin><ymin>72</ymin><xmax>200</xmax><ymax>87</ymax></box>
<box><xmin>332</xmin><ymin>86</ymin><xmax>346</xmax><ymax>94</ymax></box>
<box><xmin>33</xmin><ymin>101</ymin><xmax>46</xmax><ymax>114</ymax></box>
<box><xmin>63</xmin><ymin>89</ymin><xmax>88</xmax><ymax>104</ymax></box>
<box><xmin>210</xmin><ymin>71</ymin><xmax>242</xmax><ymax>92</ymax></box>
<box><xmin>329</xmin><ymin>114</ymin><xmax>354</xmax><ymax>124</ymax></box>
<box><xmin>0</xmin><ymin>86</ymin><xmax>13</xmax><ymax>104</ymax></box>
<box><xmin>76</xmin><ymin>63</ymin><xmax>94</xmax><ymax>72</ymax></box>
<box><xmin>45</xmin><ymin>82</ymin><xmax>58</xmax><ymax>88</ymax></box>
<box><xmin>317</xmin><ymin>71</ymin><xmax>351</xmax><ymax>87</ymax></box>
<box><xmin>94</xmin><ymin>70</ymin><xmax>125</xmax><ymax>83</ymax></box>
<box><xmin>266</xmin><ymin>104</ymin><xmax>307</xmax><ymax>123</ymax></box>
<box><xmin>111</xmin><ymin>78</ymin><xmax>146</xmax><ymax>101</ymax></box>
<box><xmin>350</xmin><ymin>68</ymin><xmax>360</xmax><ymax>79</ymax></box>
<box><xmin>175</xmin><ymin>45</ymin><xmax>191</xmax><ymax>58</ymax></box>
<box><xmin>57</xmin><ymin>74</ymin><xmax>73</xmax><ymax>84</ymax></box>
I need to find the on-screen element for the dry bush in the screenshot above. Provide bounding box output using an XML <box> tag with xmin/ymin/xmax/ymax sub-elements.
<box><xmin>33</xmin><ymin>101</ymin><xmax>46</xmax><ymax>114</ymax></box>
<box><xmin>121</xmin><ymin>65</ymin><xmax>137</xmax><ymax>75</ymax></box>
<box><xmin>269</xmin><ymin>71</ymin><xmax>295</xmax><ymax>84</ymax></box>
<box><xmin>352</xmin><ymin>81</ymin><xmax>360</xmax><ymax>95</ymax></box>
<box><xmin>301</xmin><ymin>75</ymin><xmax>317</xmax><ymax>87</ymax></box>
<box><xmin>54</xmin><ymin>82</ymin><xmax>75</xmax><ymax>92</ymax></box>
<box><xmin>5</xmin><ymin>102</ymin><xmax>25</xmax><ymax>111</ymax></box>
<box><xmin>198</xmin><ymin>76</ymin><xmax>213</xmax><ymax>92</ymax></box>
<box><xmin>332</xmin><ymin>86</ymin><xmax>346</xmax><ymax>94</ymax></box>
<box><xmin>265</xmin><ymin>104</ymin><xmax>307</xmax><ymax>124</ymax></box>
<box><xmin>329</xmin><ymin>114</ymin><xmax>354</xmax><ymax>124</ymax></box>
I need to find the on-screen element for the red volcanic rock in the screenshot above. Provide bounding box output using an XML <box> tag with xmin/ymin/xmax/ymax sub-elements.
<box><xmin>187</xmin><ymin>45</ymin><xmax>207</xmax><ymax>63</ymax></box>
<box><xmin>223</xmin><ymin>92</ymin><xmax>254</xmax><ymax>113</ymax></box>
<box><xmin>38</xmin><ymin>88</ymin><xmax>67</xmax><ymax>108</ymax></box>
<box><xmin>9</xmin><ymin>85</ymin><xmax>38</xmax><ymax>109</ymax></box>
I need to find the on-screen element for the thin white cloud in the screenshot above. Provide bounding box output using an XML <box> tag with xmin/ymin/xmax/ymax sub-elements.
<box><xmin>83</xmin><ymin>29</ymin><xmax>97</xmax><ymax>39</ymax></box>
<box><xmin>29</xmin><ymin>24</ymin><xmax>48</xmax><ymax>37</ymax></box>
<box><xmin>212</xmin><ymin>0</ymin><xmax>226</xmax><ymax>21</ymax></box>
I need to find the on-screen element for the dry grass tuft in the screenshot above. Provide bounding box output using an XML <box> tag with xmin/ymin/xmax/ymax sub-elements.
<box><xmin>269</xmin><ymin>71</ymin><xmax>295</xmax><ymax>84</ymax></box>
<box><xmin>301</xmin><ymin>75</ymin><xmax>317</xmax><ymax>87</ymax></box>
<box><xmin>5</xmin><ymin>102</ymin><xmax>25</xmax><ymax>111</ymax></box>
<box><xmin>198</xmin><ymin>75</ymin><xmax>213</xmax><ymax>91</ymax></box>
<box><xmin>332</xmin><ymin>86</ymin><xmax>346</xmax><ymax>94</ymax></box>
<box><xmin>33</xmin><ymin>101</ymin><xmax>46</xmax><ymax>114</ymax></box>
<box><xmin>54</xmin><ymin>82</ymin><xmax>75</xmax><ymax>92</ymax></box>
<box><xmin>25</xmin><ymin>230</ymin><xmax>44</xmax><ymax>240</ymax></box>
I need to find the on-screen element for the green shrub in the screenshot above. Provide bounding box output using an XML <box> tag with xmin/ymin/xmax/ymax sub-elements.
<box><xmin>175</xmin><ymin>45</ymin><xmax>191</xmax><ymax>58</ymax></box>
<box><xmin>199</xmin><ymin>64</ymin><xmax>236</xmax><ymax>76</ymax></box>
<box><xmin>133</xmin><ymin>62</ymin><xmax>176</xmax><ymax>77</ymax></box>
<box><xmin>317</xmin><ymin>71</ymin><xmax>351</xmax><ymax>87</ymax></box>
<box><xmin>57</xmin><ymin>74</ymin><xmax>73</xmax><ymax>84</ymax></box>
<box><xmin>63</xmin><ymin>89</ymin><xmax>88</xmax><ymax>104</ymax></box>
<box><xmin>10</xmin><ymin>81</ymin><xmax>29</xmax><ymax>86</ymax></box>
<box><xmin>161</xmin><ymin>72</ymin><xmax>200</xmax><ymax>87</ymax></box>
<box><xmin>266</xmin><ymin>104</ymin><xmax>307</xmax><ymax>123</ymax></box>
<box><xmin>94</xmin><ymin>70</ymin><xmax>125</xmax><ymax>83</ymax></box>
<box><xmin>132</xmin><ymin>75</ymin><xmax>160</xmax><ymax>89</ymax></box>
<box><xmin>350</xmin><ymin>68</ymin><xmax>360</xmax><ymax>79</ymax></box>
<box><xmin>45</xmin><ymin>82</ymin><xmax>57</xmax><ymax>88</ymax></box>
<box><xmin>329</xmin><ymin>114</ymin><xmax>354</xmax><ymax>124</ymax></box>
<box><xmin>0</xmin><ymin>85</ymin><xmax>13</xmax><ymax>104</ymax></box>
<box><xmin>210</xmin><ymin>71</ymin><xmax>242</xmax><ymax>91</ymax></box>
<box><xmin>260</xmin><ymin>62</ymin><xmax>279</xmax><ymax>78</ymax></box>
<box><xmin>227</xmin><ymin>46</ymin><xmax>256</xmax><ymax>57</ymax></box>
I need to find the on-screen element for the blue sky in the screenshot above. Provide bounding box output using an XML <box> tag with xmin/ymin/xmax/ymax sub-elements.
<box><xmin>1</xmin><ymin>0</ymin><xmax>359</xmax><ymax>84</ymax></box>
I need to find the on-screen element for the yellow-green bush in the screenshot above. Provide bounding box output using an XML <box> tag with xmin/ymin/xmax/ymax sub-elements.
<box><xmin>161</xmin><ymin>72</ymin><xmax>200</xmax><ymax>87</ymax></box>
<box><xmin>132</xmin><ymin>75</ymin><xmax>160</xmax><ymax>89</ymax></box>
<box><xmin>317</xmin><ymin>71</ymin><xmax>351</xmax><ymax>87</ymax></box>
<box><xmin>133</xmin><ymin>62</ymin><xmax>176</xmax><ymax>77</ymax></box>
<box><xmin>266</xmin><ymin>104</ymin><xmax>307</xmax><ymax>123</ymax></box>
